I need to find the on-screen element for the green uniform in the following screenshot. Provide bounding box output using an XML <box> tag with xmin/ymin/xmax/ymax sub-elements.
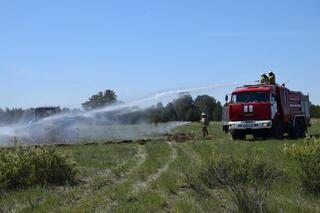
<box><xmin>260</xmin><ymin>75</ymin><xmax>269</xmax><ymax>84</ymax></box>
<box><xmin>269</xmin><ymin>73</ymin><xmax>276</xmax><ymax>84</ymax></box>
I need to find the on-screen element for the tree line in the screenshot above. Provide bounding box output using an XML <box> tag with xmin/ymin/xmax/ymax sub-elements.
<box><xmin>0</xmin><ymin>107</ymin><xmax>73</xmax><ymax>125</ymax></box>
<box><xmin>0</xmin><ymin>90</ymin><xmax>223</xmax><ymax>125</ymax></box>
<box><xmin>0</xmin><ymin>108</ymin><xmax>34</xmax><ymax>125</ymax></box>
<box><xmin>311</xmin><ymin>104</ymin><xmax>320</xmax><ymax>118</ymax></box>
<box><xmin>80</xmin><ymin>90</ymin><xmax>223</xmax><ymax>123</ymax></box>
<box><xmin>1</xmin><ymin>89</ymin><xmax>319</xmax><ymax>125</ymax></box>
<box><xmin>144</xmin><ymin>94</ymin><xmax>223</xmax><ymax>123</ymax></box>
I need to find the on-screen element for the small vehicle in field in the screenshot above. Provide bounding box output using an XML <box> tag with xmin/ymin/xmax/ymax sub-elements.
<box><xmin>34</xmin><ymin>107</ymin><xmax>61</xmax><ymax>122</ymax></box>
<box><xmin>224</xmin><ymin>83</ymin><xmax>310</xmax><ymax>140</ymax></box>
<box><xmin>28</xmin><ymin>107</ymin><xmax>61</xmax><ymax>124</ymax></box>
<box><xmin>28</xmin><ymin>107</ymin><xmax>79</xmax><ymax>143</ymax></box>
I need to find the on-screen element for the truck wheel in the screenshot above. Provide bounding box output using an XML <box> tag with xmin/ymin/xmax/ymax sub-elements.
<box><xmin>297</xmin><ymin>119</ymin><xmax>306</xmax><ymax>138</ymax></box>
<box><xmin>288</xmin><ymin>121</ymin><xmax>294</xmax><ymax>139</ymax></box>
<box><xmin>274</xmin><ymin>121</ymin><xmax>284</xmax><ymax>140</ymax></box>
<box><xmin>231</xmin><ymin>130</ymin><xmax>246</xmax><ymax>140</ymax></box>
<box><xmin>289</xmin><ymin>119</ymin><xmax>304</xmax><ymax>139</ymax></box>
<box><xmin>289</xmin><ymin>125</ymin><xmax>299</xmax><ymax>139</ymax></box>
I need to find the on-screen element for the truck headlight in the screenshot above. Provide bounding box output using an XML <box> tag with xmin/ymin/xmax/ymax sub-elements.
<box><xmin>229</xmin><ymin>124</ymin><xmax>236</xmax><ymax>128</ymax></box>
<box><xmin>263</xmin><ymin>122</ymin><xmax>271</xmax><ymax>127</ymax></box>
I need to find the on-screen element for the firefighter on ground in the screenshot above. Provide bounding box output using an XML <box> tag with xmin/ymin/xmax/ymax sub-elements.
<box><xmin>260</xmin><ymin>73</ymin><xmax>269</xmax><ymax>84</ymax></box>
<box><xmin>199</xmin><ymin>113</ymin><xmax>209</xmax><ymax>137</ymax></box>
<box><xmin>268</xmin><ymin>71</ymin><xmax>276</xmax><ymax>85</ymax></box>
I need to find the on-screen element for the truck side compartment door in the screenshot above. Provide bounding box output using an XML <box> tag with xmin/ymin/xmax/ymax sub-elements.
<box><xmin>277</xmin><ymin>87</ymin><xmax>289</xmax><ymax>122</ymax></box>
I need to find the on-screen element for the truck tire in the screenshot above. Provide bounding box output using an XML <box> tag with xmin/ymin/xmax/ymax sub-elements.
<box><xmin>297</xmin><ymin>119</ymin><xmax>306</xmax><ymax>138</ymax></box>
<box><xmin>287</xmin><ymin>120</ymin><xmax>294</xmax><ymax>139</ymax></box>
<box><xmin>289</xmin><ymin>119</ymin><xmax>306</xmax><ymax>139</ymax></box>
<box><xmin>231</xmin><ymin>130</ymin><xmax>246</xmax><ymax>140</ymax></box>
<box><xmin>274</xmin><ymin>121</ymin><xmax>284</xmax><ymax>140</ymax></box>
<box><xmin>289</xmin><ymin>124</ymin><xmax>299</xmax><ymax>139</ymax></box>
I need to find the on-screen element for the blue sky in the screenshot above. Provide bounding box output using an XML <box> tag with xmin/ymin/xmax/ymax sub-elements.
<box><xmin>0</xmin><ymin>0</ymin><xmax>319</xmax><ymax>108</ymax></box>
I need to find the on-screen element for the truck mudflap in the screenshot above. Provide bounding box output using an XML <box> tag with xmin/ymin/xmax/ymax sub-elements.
<box><xmin>228</xmin><ymin>120</ymin><xmax>272</xmax><ymax>130</ymax></box>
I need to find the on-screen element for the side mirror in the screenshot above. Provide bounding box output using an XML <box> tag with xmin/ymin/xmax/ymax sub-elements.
<box><xmin>225</xmin><ymin>95</ymin><xmax>229</xmax><ymax>102</ymax></box>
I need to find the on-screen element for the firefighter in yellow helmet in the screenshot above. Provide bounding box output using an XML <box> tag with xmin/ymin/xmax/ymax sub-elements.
<box><xmin>260</xmin><ymin>73</ymin><xmax>269</xmax><ymax>84</ymax></box>
<box><xmin>199</xmin><ymin>113</ymin><xmax>209</xmax><ymax>137</ymax></box>
<box><xmin>268</xmin><ymin>71</ymin><xmax>276</xmax><ymax>85</ymax></box>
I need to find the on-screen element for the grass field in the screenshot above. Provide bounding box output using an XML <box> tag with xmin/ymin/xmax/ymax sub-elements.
<box><xmin>1</xmin><ymin>120</ymin><xmax>320</xmax><ymax>212</ymax></box>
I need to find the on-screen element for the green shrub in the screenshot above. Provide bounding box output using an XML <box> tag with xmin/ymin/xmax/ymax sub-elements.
<box><xmin>0</xmin><ymin>146</ymin><xmax>77</xmax><ymax>189</ymax></box>
<box><xmin>188</xmin><ymin>155</ymin><xmax>283</xmax><ymax>213</ymax></box>
<box><xmin>228</xmin><ymin>185</ymin><xmax>269</xmax><ymax>213</ymax></box>
<box><xmin>284</xmin><ymin>139</ymin><xmax>320</xmax><ymax>195</ymax></box>
<box><xmin>198</xmin><ymin>155</ymin><xmax>282</xmax><ymax>189</ymax></box>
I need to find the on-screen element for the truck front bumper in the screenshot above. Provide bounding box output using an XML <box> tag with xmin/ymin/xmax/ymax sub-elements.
<box><xmin>228</xmin><ymin>120</ymin><xmax>272</xmax><ymax>130</ymax></box>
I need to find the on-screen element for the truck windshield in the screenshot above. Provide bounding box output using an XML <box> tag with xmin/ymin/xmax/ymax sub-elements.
<box><xmin>231</xmin><ymin>92</ymin><xmax>270</xmax><ymax>103</ymax></box>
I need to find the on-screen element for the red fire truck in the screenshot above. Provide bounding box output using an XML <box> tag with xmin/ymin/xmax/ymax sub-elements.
<box><xmin>223</xmin><ymin>83</ymin><xmax>311</xmax><ymax>140</ymax></box>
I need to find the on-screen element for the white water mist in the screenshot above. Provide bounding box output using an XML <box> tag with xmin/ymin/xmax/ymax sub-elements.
<box><xmin>0</xmin><ymin>82</ymin><xmax>246</xmax><ymax>146</ymax></box>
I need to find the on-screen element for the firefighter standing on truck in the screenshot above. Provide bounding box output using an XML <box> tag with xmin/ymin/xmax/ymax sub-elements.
<box><xmin>268</xmin><ymin>71</ymin><xmax>276</xmax><ymax>85</ymax></box>
<box><xmin>199</xmin><ymin>113</ymin><xmax>209</xmax><ymax>137</ymax></box>
<box><xmin>260</xmin><ymin>73</ymin><xmax>269</xmax><ymax>84</ymax></box>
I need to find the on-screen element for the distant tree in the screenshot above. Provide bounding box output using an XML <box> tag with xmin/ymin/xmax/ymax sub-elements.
<box><xmin>162</xmin><ymin>103</ymin><xmax>178</xmax><ymax>121</ymax></box>
<box><xmin>310</xmin><ymin>104</ymin><xmax>320</xmax><ymax>118</ymax></box>
<box><xmin>20</xmin><ymin>108</ymin><xmax>34</xmax><ymax>123</ymax></box>
<box><xmin>60</xmin><ymin>108</ymin><xmax>71</xmax><ymax>114</ymax></box>
<box><xmin>0</xmin><ymin>108</ymin><xmax>4</xmax><ymax>123</ymax></box>
<box><xmin>142</xmin><ymin>94</ymin><xmax>223</xmax><ymax>123</ymax></box>
<box><xmin>116</xmin><ymin>111</ymin><xmax>145</xmax><ymax>124</ymax></box>
<box><xmin>0</xmin><ymin>108</ymin><xmax>35</xmax><ymax>124</ymax></box>
<box><xmin>174</xmin><ymin>95</ymin><xmax>194</xmax><ymax>121</ymax></box>
<box><xmin>194</xmin><ymin>95</ymin><xmax>223</xmax><ymax>121</ymax></box>
<box><xmin>147</xmin><ymin>102</ymin><xmax>165</xmax><ymax>124</ymax></box>
<box><xmin>82</xmin><ymin>90</ymin><xmax>117</xmax><ymax>111</ymax></box>
<box><xmin>156</xmin><ymin>102</ymin><xmax>164</xmax><ymax>109</ymax></box>
<box><xmin>151</xmin><ymin>113</ymin><xmax>162</xmax><ymax>124</ymax></box>
<box><xmin>185</xmin><ymin>107</ymin><xmax>199</xmax><ymax>122</ymax></box>
<box><xmin>194</xmin><ymin>95</ymin><xmax>216</xmax><ymax>120</ymax></box>
<box><xmin>212</xmin><ymin>101</ymin><xmax>223</xmax><ymax>121</ymax></box>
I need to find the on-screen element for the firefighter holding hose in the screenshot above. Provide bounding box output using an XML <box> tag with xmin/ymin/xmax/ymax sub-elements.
<box><xmin>199</xmin><ymin>113</ymin><xmax>209</xmax><ymax>137</ymax></box>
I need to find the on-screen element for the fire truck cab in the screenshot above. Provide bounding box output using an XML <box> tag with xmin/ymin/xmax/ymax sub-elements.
<box><xmin>225</xmin><ymin>84</ymin><xmax>310</xmax><ymax>140</ymax></box>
